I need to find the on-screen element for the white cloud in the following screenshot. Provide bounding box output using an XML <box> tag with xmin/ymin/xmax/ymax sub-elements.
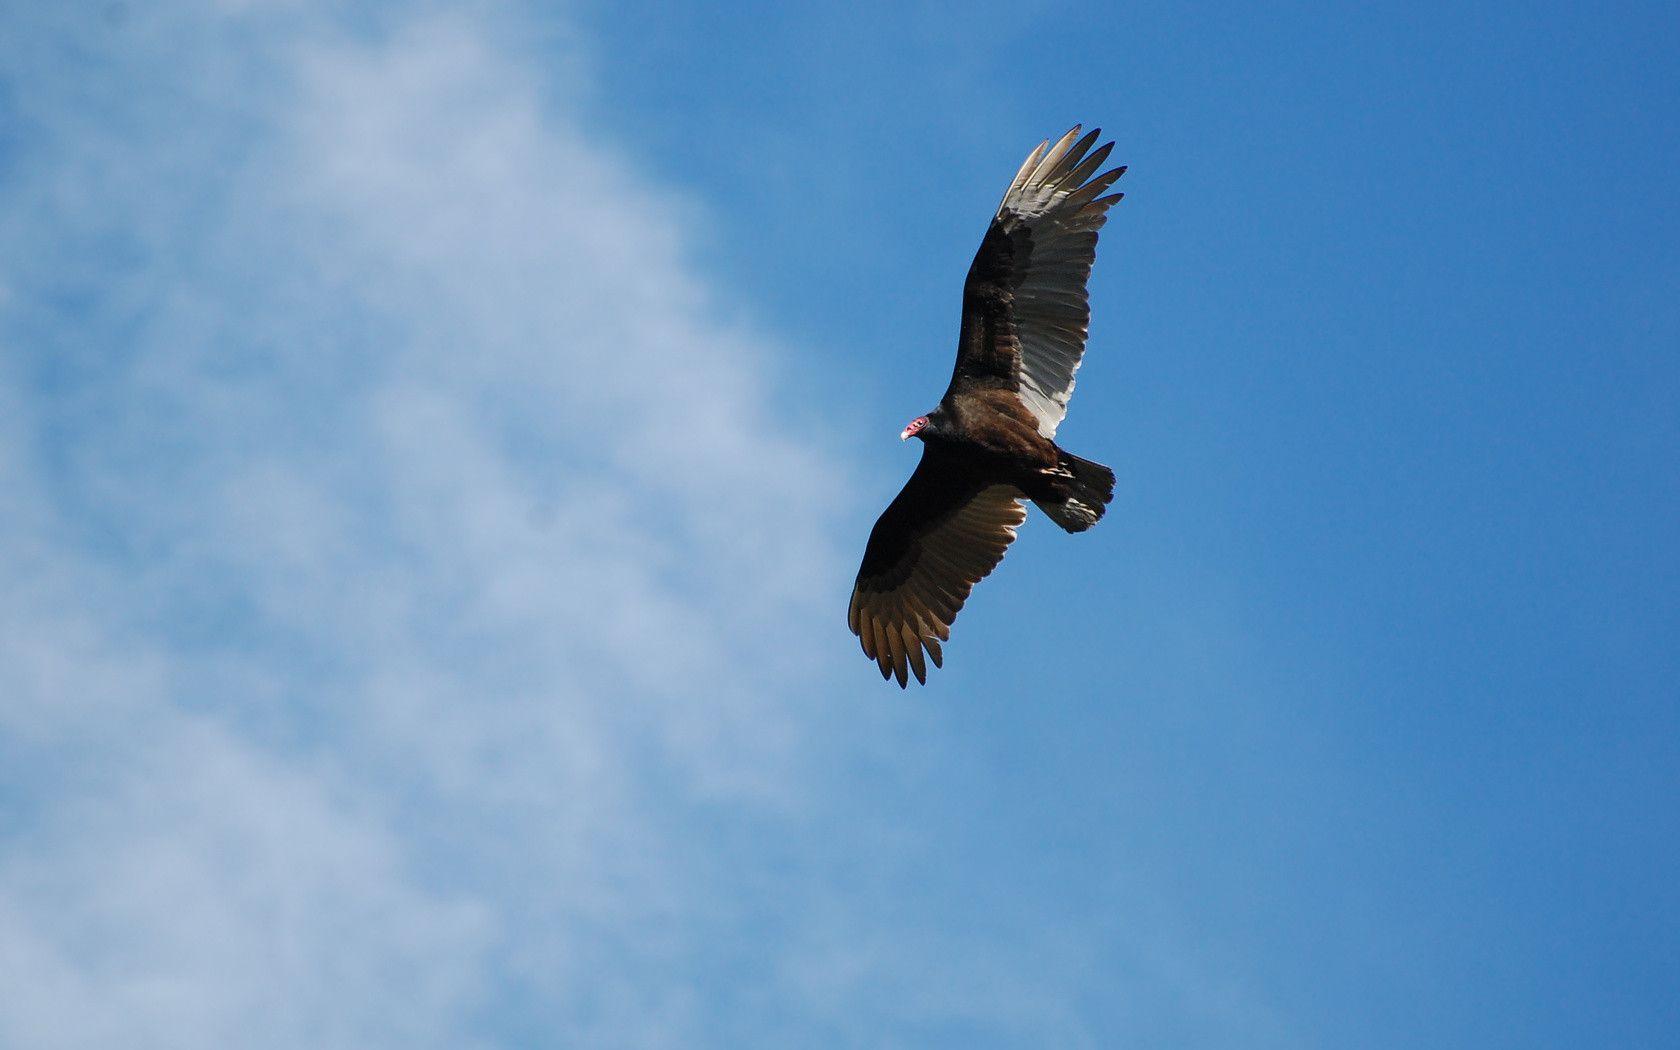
<box><xmin>0</xmin><ymin>4</ymin><xmax>854</xmax><ymax>1046</ymax></box>
<box><xmin>0</xmin><ymin>714</ymin><xmax>494</xmax><ymax>1049</ymax></box>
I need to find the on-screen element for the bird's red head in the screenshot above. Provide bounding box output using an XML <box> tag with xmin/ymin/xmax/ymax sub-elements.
<box><xmin>900</xmin><ymin>415</ymin><xmax>929</xmax><ymax>441</ymax></box>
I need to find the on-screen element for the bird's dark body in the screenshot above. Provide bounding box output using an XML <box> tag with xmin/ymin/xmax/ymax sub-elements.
<box><xmin>924</xmin><ymin>390</ymin><xmax>1069</xmax><ymax>501</ymax></box>
<box><xmin>849</xmin><ymin>126</ymin><xmax>1126</xmax><ymax>686</ymax></box>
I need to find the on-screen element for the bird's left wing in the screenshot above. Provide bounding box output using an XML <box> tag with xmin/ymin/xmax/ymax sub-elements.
<box><xmin>949</xmin><ymin>126</ymin><xmax>1125</xmax><ymax>437</ymax></box>
<box><xmin>849</xmin><ymin>447</ymin><xmax>1026</xmax><ymax>687</ymax></box>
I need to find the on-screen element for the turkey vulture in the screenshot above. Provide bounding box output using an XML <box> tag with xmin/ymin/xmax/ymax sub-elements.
<box><xmin>849</xmin><ymin>126</ymin><xmax>1125</xmax><ymax>687</ymax></box>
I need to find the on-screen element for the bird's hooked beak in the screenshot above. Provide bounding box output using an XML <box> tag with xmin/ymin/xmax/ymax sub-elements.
<box><xmin>900</xmin><ymin>415</ymin><xmax>928</xmax><ymax>441</ymax></box>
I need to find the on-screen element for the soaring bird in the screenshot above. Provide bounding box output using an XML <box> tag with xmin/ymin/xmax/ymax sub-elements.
<box><xmin>849</xmin><ymin>126</ymin><xmax>1125</xmax><ymax>687</ymax></box>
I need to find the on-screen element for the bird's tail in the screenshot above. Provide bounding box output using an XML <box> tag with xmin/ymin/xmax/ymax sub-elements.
<box><xmin>1034</xmin><ymin>450</ymin><xmax>1115</xmax><ymax>533</ymax></box>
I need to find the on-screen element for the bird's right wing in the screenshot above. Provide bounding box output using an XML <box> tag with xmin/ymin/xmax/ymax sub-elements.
<box><xmin>950</xmin><ymin>126</ymin><xmax>1125</xmax><ymax>437</ymax></box>
<box><xmin>849</xmin><ymin>448</ymin><xmax>1026</xmax><ymax>687</ymax></box>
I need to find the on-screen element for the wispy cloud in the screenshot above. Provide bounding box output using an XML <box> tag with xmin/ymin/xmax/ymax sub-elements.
<box><xmin>0</xmin><ymin>3</ymin><xmax>856</xmax><ymax>1045</ymax></box>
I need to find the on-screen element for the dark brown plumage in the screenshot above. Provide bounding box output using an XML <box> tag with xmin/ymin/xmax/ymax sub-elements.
<box><xmin>849</xmin><ymin>126</ymin><xmax>1125</xmax><ymax>686</ymax></box>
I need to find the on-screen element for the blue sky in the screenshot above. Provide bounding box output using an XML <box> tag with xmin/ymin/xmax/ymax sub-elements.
<box><xmin>1</xmin><ymin>1</ymin><xmax>1675</xmax><ymax>1047</ymax></box>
